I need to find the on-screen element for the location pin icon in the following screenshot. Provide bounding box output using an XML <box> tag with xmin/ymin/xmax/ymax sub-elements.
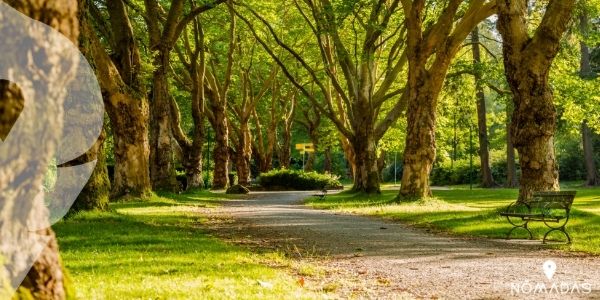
<box><xmin>543</xmin><ymin>260</ymin><xmax>557</xmax><ymax>280</ymax></box>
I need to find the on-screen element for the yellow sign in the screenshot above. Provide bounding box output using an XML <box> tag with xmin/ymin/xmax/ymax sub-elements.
<box><xmin>295</xmin><ymin>143</ymin><xmax>314</xmax><ymax>151</ymax></box>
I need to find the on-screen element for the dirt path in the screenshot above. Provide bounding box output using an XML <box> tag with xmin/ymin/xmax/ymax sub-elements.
<box><xmin>211</xmin><ymin>191</ymin><xmax>600</xmax><ymax>299</ymax></box>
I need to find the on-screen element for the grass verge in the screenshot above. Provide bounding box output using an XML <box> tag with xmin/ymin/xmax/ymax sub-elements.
<box><xmin>54</xmin><ymin>191</ymin><xmax>325</xmax><ymax>299</ymax></box>
<box><xmin>306</xmin><ymin>185</ymin><xmax>600</xmax><ymax>255</ymax></box>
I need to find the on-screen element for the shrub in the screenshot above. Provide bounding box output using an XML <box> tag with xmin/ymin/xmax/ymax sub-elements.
<box><xmin>257</xmin><ymin>169</ymin><xmax>343</xmax><ymax>190</ymax></box>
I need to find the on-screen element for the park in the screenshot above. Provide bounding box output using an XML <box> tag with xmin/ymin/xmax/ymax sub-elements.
<box><xmin>1</xmin><ymin>0</ymin><xmax>600</xmax><ymax>299</ymax></box>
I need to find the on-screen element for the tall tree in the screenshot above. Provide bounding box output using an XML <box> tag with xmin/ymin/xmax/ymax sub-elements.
<box><xmin>297</xmin><ymin>104</ymin><xmax>322</xmax><ymax>171</ymax></box>
<box><xmin>578</xmin><ymin>1</ymin><xmax>600</xmax><ymax>186</ymax></box>
<box><xmin>277</xmin><ymin>88</ymin><xmax>297</xmax><ymax>169</ymax></box>
<box><xmin>471</xmin><ymin>26</ymin><xmax>496</xmax><ymax>187</ymax></box>
<box><xmin>252</xmin><ymin>81</ymin><xmax>279</xmax><ymax>173</ymax></box>
<box><xmin>172</xmin><ymin>15</ymin><xmax>209</xmax><ymax>190</ymax></box>
<box><xmin>230</xmin><ymin>56</ymin><xmax>277</xmax><ymax>185</ymax></box>
<box><xmin>84</xmin><ymin>0</ymin><xmax>152</xmax><ymax>198</ymax></box>
<box><xmin>203</xmin><ymin>3</ymin><xmax>237</xmax><ymax>189</ymax></box>
<box><xmin>237</xmin><ymin>0</ymin><xmax>410</xmax><ymax>193</ymax></box>
<box><xmin>0</xmin><ymin>0</ymin><xmax>80</xmax><ymax>297</ymax></box>
<box><xmin>399</xmin><ymin>0</ymin><xmax>496</xmax><ymax>199</ymax></box>
<box><xmin>144</xmin><ymin>0</ymin><xmax>224</xmax><ymax>190</ymax></box>
<box><xmin>497</xmin><ymin>0</ymin><xmax>576</xmax><ymax>200</ymax></box>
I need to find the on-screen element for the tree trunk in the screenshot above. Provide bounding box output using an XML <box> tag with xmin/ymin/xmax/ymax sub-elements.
<box><xmin>324</xmin><ymin>146</ymin><xmax>333</xmax><ymax>173</ymax></box>
<box><xmin>497</xmin><ymin>0</ymin><xmax>575</xmax><ymax>200</ymax></box>
<box><xmin>211</xmin><ymin>105</ymin><xmax>230</xmax><ymax>189</ymax></box>
<box><xmin>106</xmin><ymin>95</ymin><xmax>152</xmax><ymax>197</ymax></box>
<box><xmin>578</xmin><ymin>10</ymin><xmax>600</xmax><ymax>186</ymax></box>
<box><xmin>66</xmin><ymin>129</ymin><xmax>110</xmax><ymax>212</ymax></box>
<box><xmin>82</xmin><ymin>0</ymin><xmax>152</xmax><ymax>198</ymax></box>
<box><xmin>1</xmin><ymin>0</ymin><xmax>81</xmax><ymax>297</ymax></box>
<box><xmin>279</xmin><ymin>129</ymin><xmax>292</xmax><ymax>169</ymax></box>
<box><xmin>350</xmin><ymin>123</ymin><xmax>380</xmax><ymax>193</ymax></box>
<box><xmin>149</xmin><ymin>49</ymin><xmax>179</xmax><ymax>191</ymax></box>
<box><xmin>400</xmin><ymin>67</ymin><xmax>442</xmax><ymax>199</ymax></box>
<box><xmin>472</xmin><ymin>27</ymin><xmax>495</xmax><ymax>188</ymax></box>
<box><xmin>506</xmin><ymin>102</ymin><xmax>519</xmax><ymax>188</ymax></box>
<box><xmin>305</xmin><ymin>151</ymin><xmax>316</xmax><ymax>172</ymax></box>
<box><xmin>582</xmin><ymin>122</ymin><xmax>600</xmax><ymax>186</ymax></box>
<box><xmin>235</xmin><ymin>122</ymin><xmax>252</xmax><ymax>186</ymax></box>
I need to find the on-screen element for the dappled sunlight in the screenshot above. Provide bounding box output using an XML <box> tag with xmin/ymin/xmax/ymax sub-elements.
<box><xmin>54</xmin><ymin>196</ymin><xmax>320</xmax><ymax>299</ymax></box>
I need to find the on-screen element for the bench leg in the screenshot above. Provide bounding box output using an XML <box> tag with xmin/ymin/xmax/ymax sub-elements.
<box><xmin>506</xmin><ymin>221</ymin><xmax>533</xmax><ymax>240</ymax></box>
<box><xmin>543</xmin><ymin>227</ymin><xmax>571</xmax><ymax>244</ymax></box>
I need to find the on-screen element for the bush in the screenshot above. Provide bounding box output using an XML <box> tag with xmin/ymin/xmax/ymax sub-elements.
<box><xmin>258</xmin><ymin>169</ymin><xmax>343</xmax><ymax>190</ymax></box>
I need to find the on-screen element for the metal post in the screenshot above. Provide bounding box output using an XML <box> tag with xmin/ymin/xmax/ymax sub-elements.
<box><xmin>301</xmin><ymin>146</ymin><xmax>305</xmax><ymax>170</ymax></box>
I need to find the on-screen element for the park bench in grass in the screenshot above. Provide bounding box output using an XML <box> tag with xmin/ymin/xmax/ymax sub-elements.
<box><xmin>500</xmin><ymin>191</ymin><xmax>576</xmax><ymax>244</ymax></box>
<box><xmin>312</xmin><ymin>188</ymin><xmax>328</xmax><ymax>200</ymax></box>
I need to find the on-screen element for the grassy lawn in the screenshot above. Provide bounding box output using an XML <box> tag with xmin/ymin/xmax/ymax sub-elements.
<box><xmin>54</xmin><ymin>191</ymin><xmax>323</xmax><ymax>300</ymax></box>
<box><xmin>306</xmin><ymin>183</ymin><xmax>600</xmax><ymax>255</ymax></box>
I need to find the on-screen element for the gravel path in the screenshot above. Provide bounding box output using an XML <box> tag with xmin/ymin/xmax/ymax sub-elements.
<box><xmin>211</xmin><ymin>191</ymin><xmax>600</xmax><ymax>299</ymax></box>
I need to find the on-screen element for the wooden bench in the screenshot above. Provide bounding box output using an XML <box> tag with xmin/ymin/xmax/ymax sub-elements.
<box><xmin>312</xmin><ymin>188</ymin><xmax>328</xmax><ymax>200</ymax></box>
<box><xmin>500</xmin><ymin>191</ymin><xmax>576</xmax><ymax>244</ymax></box>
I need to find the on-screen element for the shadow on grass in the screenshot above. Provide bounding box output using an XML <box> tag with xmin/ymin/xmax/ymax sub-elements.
<box><xmin>53</xmin><ymin>195</ymin><xmax>303</xmax><ymax>299</ymax></box>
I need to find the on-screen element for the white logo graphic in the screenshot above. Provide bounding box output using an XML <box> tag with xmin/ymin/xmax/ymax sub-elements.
<box><xmin>0</xmin><ymin>2</ymin><xmax>104</xmax><ymax>296</ymax></box>
<box><xmin>543</xmin><ymin>260</ymin><xmax>557</xmax><ymax>280</ymax></box>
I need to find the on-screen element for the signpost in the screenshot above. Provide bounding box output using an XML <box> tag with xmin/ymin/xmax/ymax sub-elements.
<box><xmin>296</xmin><ymin>143</ymin><xmax>314</xmax><ymax>170</ymax></box>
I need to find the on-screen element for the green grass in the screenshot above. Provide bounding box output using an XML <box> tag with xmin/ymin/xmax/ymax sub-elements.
<box><xmin>54</xmin><ymin>191</ymin><xmax>324</xmax><ymax>299</ymax></box>
<box><xmin>307</xmin><ymin>184</ymin><xmax>600</xmax><ymax>254</ymax></box>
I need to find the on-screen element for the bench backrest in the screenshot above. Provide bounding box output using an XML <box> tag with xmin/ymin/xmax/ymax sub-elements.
<box><xmin>527</xmin><ymin>191</ymin><xmax>576</xmax><ymax>210</ymax></box>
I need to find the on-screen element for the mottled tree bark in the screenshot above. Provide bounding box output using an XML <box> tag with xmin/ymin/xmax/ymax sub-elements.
<box><xmin>497</xmin><ymin>0</ymin><xmax>576</xmax><ymax>200</ymax></box>
<box><xmin>471</xmin><ymin>26</ymin><xmax>495</xmax><ymax>187</ymax></box>
<box><xmin>84</xmin><ymin>0</ymin><xmax>152</xmax><ymax>198</ymax></box>
<box><xmin>1</xmin><ymin>0</ymin><xmax>80</xmax><ymax>298</ymax></box>
<box><xmin>65</xmin><ymin>129</ymin><xmax>110</xmax><ymax>212</ymax></box>
<box><xmin>350</xmin><ymin>113</ymin><xmax>380</xmax><ymax>193</ymax></box>
<box><xmin>399</xmin><ymin>0</ymin><xmax>495</xmax><ymax>199</ymax></box>
<box><xmin>210</xmin><ymin>103</ymin><xmax>230</xmax><ymax>189</ymax></box>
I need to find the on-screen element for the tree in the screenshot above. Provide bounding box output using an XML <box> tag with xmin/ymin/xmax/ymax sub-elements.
<box><xmin>172</xmin><ymin>15</ymin><xmax>209</xmax><ymax>190</ymax></box>
<box><xmin>297</xmin><ymin>102</ymin><xmax>322</xmax><ymax>171</ymax></box>
<box><xmin>229</xmin><ymin>46</ymin><xmax>277</xmax><ymax>185</ymax></box>
<box><xmin>497</xmin><ymin>0</ymin><xmax>577</xmax><ymax>200</ymax></box>
<box><xmin>144</xmin><ymin>0</ymin><xmax>224</xmax><ymax>190</ymax></box>
<box><xmin>202</xmin><ymin>3</ymin><xmax>237</xmax><ymax>189</ymax></box>
<box><xmin>237</xmin><ymin>0</ymin><xmax>410</xmax><ymax>193</ymax></box>
<box><xmin>471</xmin><ymin>26</ymin><xmax>496</xmax><ymax>187</ymax></box>
<box><xmin>277</xmin><ymin>87</ymin><xmax>297</xmax><ymax>169</ymax></box>
<box><xmin>252</xmin><ymin>79</ymin><xmax>279</xmax><ymax>173</ymax></box>
<box><xmin>578</xmin><ymin>1</ymin><xmax>600</xmax><ymax>186</ymax></box>
<box><xmin>84</xmin><ymin>0</ymin><xmax>152</xmax><ymax>198</ymax></box>
<box><xmin>0</xmin><ymin>0</ymin><xmax>81</xmax><ymax>297</ymax></box>
<box><xmin>399</xmin><ymin>0</ymin><xmax>496</xmax><ymax>199</ymax></box>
